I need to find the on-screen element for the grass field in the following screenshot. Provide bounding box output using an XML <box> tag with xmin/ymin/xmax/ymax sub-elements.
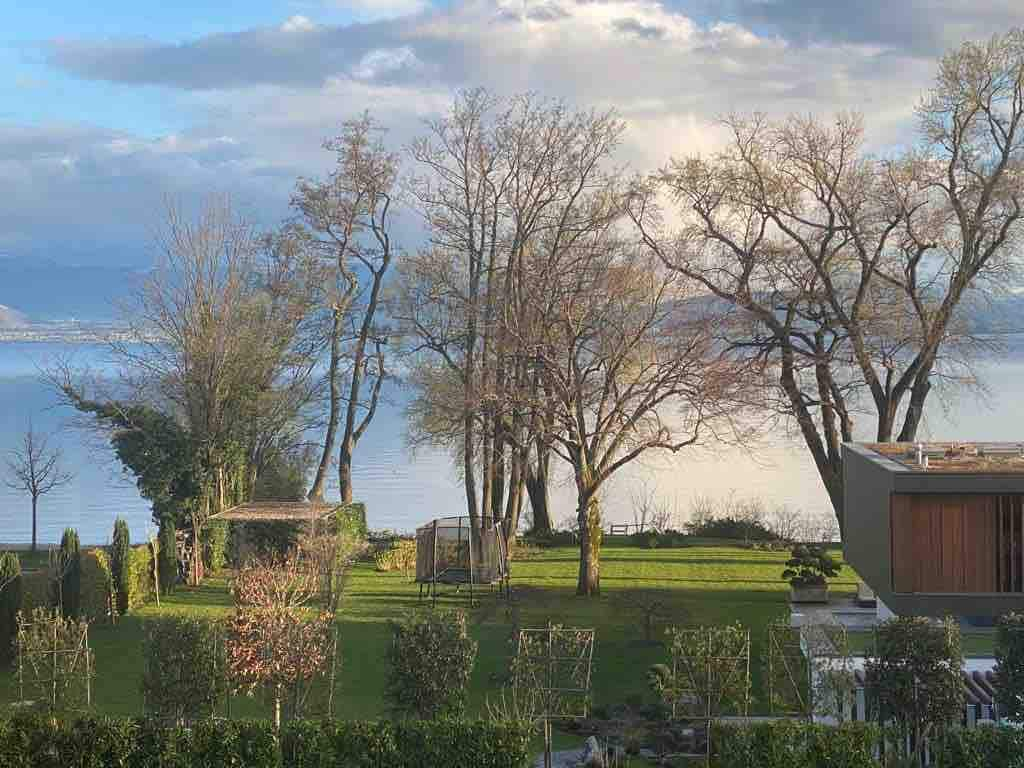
<box><xmin>1</xmin><ymin>540</ymin><xmax>865</xmax><ymax>720</ymax></box>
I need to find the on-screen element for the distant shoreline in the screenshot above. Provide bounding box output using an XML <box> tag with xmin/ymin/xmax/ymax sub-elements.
<box><xmin>0</xmin><ymin>323</ymin><xmax>134</xmax><ymax>344</ymax></box>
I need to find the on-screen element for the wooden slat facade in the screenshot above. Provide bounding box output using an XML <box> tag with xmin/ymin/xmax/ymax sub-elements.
<box><xmin>891</xmin><ymin>493</ymin><xmax>1019</xmax><ymax>594</ymax></box>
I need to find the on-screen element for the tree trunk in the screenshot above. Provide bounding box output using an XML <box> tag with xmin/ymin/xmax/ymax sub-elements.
<box><xmin>503</xmin><ymin>445</ymin><xmax>524</xmax><ymax>540</ymax></box>
<box><xmin>525</xmin><ymin>448</ymin><xmax>552</xmax><ymax>534</ymax></box>
<box><xmin>576</xmin><ymin>497</ymin><xmax>602</xmax><ymax>596</ymax></box>
<box><xmin>309</xmin><ymin>309</ymin><xmax>343</xmax><ymax>502</ymax></box>
<box><xmin>337</xmin><ymin>437</ymin><xmax>354</xmax><ymax>504</ymax></box>
<box><xmin>463</xmin><ymin>411</ymin><xmax>480</xmax><ymax>529</ymax></box>
<box><xmin>31</xmin><ymin>495</ymin><xmax>38</xmax><ymax>553</ymax></box>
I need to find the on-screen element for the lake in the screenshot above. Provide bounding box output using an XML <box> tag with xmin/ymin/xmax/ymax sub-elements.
<box><xmin>1</xmin><ymin>337</ymin><xmax>1022</xmax><ymax>546</ymax></box>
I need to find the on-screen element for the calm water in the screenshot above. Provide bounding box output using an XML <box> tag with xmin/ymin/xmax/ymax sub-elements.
<box><xmin>1</xmin><ymin>338</ymin><xmax>1022</xmax><ymax>545</ymax></box>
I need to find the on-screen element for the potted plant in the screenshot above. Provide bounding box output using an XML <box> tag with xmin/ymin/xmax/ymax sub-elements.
<box><xmin>782</xmin><ymin>544</ymin><xmax>840</xmax><ymax>603</ymax></box>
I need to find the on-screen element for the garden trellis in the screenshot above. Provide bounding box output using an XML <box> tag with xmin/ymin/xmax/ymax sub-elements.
<box><xmin>649</xmin><ymin>623</ymin><xmax>750</xmax><ymax>764</ymax></box>
<box><xmin>766</xmin><ymin>621</ymin><xmax>810</xmax><ymax>717</ymax></box>
<box><xmin>16</xmin><ymin>610</ymin><xmax>93</xmax><ymax>712</ymax></box>
<box><xmin>512</xmin><ymin>624</ymin><xmax>595</xmax><ymax>768</ymax></box>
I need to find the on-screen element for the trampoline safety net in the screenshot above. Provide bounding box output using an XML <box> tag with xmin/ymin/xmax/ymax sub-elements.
<box><xmin>415</xmin><ymin>516</ymin><xmax>509</xmax><ymax>586</ymax></box>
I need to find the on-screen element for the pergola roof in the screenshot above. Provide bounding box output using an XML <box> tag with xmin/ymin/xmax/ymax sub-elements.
<box><xmin>209</xmin><ymin>501</ymin><xmax>341</xmax><ymax>523</ymax></box>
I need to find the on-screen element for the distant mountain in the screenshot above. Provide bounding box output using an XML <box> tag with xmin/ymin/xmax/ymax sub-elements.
<box><xmin>0</xmin><ymin>304</ymin><xmax>28</xmax><ymax>328</ymax></box>
<box><xmin>0</xmin><ymin>261</ymin><xmax>143</xmax><ymax>323</ymax></box>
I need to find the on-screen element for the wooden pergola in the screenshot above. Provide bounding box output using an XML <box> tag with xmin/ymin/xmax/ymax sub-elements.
<box><xmin>209</xmin><ymin>500</ymin><xmax>342</xmax><ymax>524</ymax></box>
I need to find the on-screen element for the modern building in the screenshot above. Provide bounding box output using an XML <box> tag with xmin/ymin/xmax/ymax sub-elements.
<box><xmin>843</xmin><ymin>442</ymin><xmax>1024</xmax><ymax>618</ymax></box>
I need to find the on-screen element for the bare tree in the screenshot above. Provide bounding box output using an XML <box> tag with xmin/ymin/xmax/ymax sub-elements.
<box><xmin>4</xmin><ymin>423</ymin><xmax>73</xmax><ymax>552</ymax></box>
<box><xmin>630</xmin><ymin>479</ymin><xmax>677</xmax><ymax>533</ymax></box>
<box><xmin>520</xmin><ymin>225</ymin><xmax>756</xmax><ymax>594</ymax></box>
<box><xmin>399</xmin><ymin>91</ymin><xmax>625</xmax><ymax>540</ymax></box>
<box><xmin>293</xmin><ymin>114</ymin><xmax>398</xmax><ymax>503</ymax></box>
<box><xmin>630</xmin><ymin>29</ymin><xmax>1024</xmax><ymax>534</ymax></box>
<box><xmin>766</xmin><ymin>504</ymin><xmax>803</xmax><ymax>543</ymax></box>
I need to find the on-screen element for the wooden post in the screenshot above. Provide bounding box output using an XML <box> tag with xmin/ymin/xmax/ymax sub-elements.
<box><xmin>432</xmin><ymin>520</ymin><xmax>438</xmax><ymax>608</ymax></box>
<box><xmin>51</xmin><ymin>618</ymin><xmax>57</xmax><ymax>711</ymax></box>
<box><xmin>150</xmin><ymin>536</ymin><xmax>160</xmax><ymax>608</ymax></box>
<box><xmin>85</xmin><ymin>626</ymin><xmax>91</xmax><ymax>709</ymax></box>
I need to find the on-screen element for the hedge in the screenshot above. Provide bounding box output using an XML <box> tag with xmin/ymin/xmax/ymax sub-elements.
<box><xmin>711</xmin><ymin>721</ymin><xmax>880</xmax><ymax>768</ymax></box>
<box><xmin>18</xmin><ymin>570</ymin><xmax>49</xmax><ymax>615</ymax></box>
<box><xmin>126</xmin><ymin>545</ymin><xmax>155</xmax><ymax>610</ymax></box>
<box><xmin>79</xmin><ymin>549</ymin><xmax>113</xmax><ymax>623</ymax></box>
<box><xmin>0</xmin><ymin>715</ymin><xmax>533</xmax><ymax>768</ymax></box>
<box><xmin>937</xmin><ymin>726</ymin><xmax>1024</xmax><ymax>768</ymax></box>
<box><xmin>0</xmin><ymin>553</ymin><xmax>20</xmax><ymax>666</ymax></box>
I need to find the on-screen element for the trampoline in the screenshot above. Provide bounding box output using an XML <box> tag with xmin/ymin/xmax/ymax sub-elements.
<box><xmin>415</xmin><ymin>515</ymin><xmax>510</xmax><ymax>604</ymax></box>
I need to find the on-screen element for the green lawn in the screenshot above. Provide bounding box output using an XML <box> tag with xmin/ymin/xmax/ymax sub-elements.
<box><xmin>1</xmin><ymin>541</ymin><xmax>859</xmax><ymax>720</ymax></box>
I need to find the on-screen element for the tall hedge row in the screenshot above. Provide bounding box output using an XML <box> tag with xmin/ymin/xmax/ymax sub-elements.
<box><xmin>18</xmin><ymin>570</ymin><xmax>49</xmax><ymax>615</ymax></box>
<box><xmin>126</xmin><ymin>545</ymin><xmax>156</xmax><ymax>610</ymax></box>
<box><xmin>111</xmin><ymin>518</ymin><xmax>131</xmax><ymax>616</ymax></box>
<box><xmin>711</xmin><ymin>721</ymin><xmax>880</xmax><ymax>768</ymax></box>
<box><xmin>0</xmin><ymin>553</ymin><xmax>21</xmax><ymax>666</ymax></box>
<box><xmin>78</xmin><ymin>549</ymin><xmax>114</xmax><ymax>623</ymax></box>
<box><xmin>58</xmin><ymin>529</ymin><xmax>81</xmax><ymax>619</ymax></box>
<box><xmin>0</xmin><ymin>716</ymin><xmax>533</xmax><ymax>768</ymax></box>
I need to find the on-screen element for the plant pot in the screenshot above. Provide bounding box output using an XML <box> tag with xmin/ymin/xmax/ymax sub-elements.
<box><xmin>790</xmin><ymin>585</ymin><xmax>828</xmax><ymax>604</ymax></box>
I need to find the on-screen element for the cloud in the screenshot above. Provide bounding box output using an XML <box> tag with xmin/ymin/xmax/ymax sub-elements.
<box><xmin>0</xmin><ymin>122</ymin><xmax>284</xmax><ymax>264</ymax></box>
<box><xmin>706</xmin><ymin>0</ymin><xmax>1021</xmax><ymax>54</ymax></box>
<box><xmin>18</xmin><ymin>0</ymin><xmax>1022</xmax><ymax>267</ymax></box>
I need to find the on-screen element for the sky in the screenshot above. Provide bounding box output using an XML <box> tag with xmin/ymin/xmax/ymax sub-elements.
<box><xmin>1</xmin><ymin>0</ymin><xmax>1022</xmax><ymax>268</ymax></box>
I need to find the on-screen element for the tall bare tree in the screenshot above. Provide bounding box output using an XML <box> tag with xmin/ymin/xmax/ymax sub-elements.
<box><xmin>293</xmin><ymin>114</ymin><xmax>397</xmax><ymax>504</ymax></box>
<box><xmin>630</xmin><ymin>29</ymin><xmax>1024</xmax><ymax>534</ymax></box>
<box><xmin>4</xmin><ymin>422</ymin><xmax>73</xmax><ymax>553</ymax></box>
<box><xmin>400</xmin><ymin>90</ymin><xmax>625</xmax><ymax>539</ymax></box>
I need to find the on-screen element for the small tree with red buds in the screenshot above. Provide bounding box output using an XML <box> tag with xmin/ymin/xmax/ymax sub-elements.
<box><xmin>225</xmin><ymin>554</ymin><xmax>335</xmax><ymax>726</ymax></box>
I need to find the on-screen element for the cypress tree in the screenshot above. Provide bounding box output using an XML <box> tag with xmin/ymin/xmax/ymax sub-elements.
<box><xmin>0</xmin><ymin>552</ymin><xmax>22</xmax><ymax>666</ymax></box>
<box><xmin>111</xmin><ymin>518</ymin><xmax>131</xmax><ymax>615</ymax></box>
<box><xmin>158</xmin><ymin>520</ymin><xmax>177</xmax><ymax>595</ymax></box>
<box><xmin>58</xmin><ymin>528</ymin><xmax>81</xmax><ymax>619</ymax></box>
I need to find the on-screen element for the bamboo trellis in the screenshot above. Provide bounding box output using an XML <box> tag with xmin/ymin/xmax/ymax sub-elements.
<box><xmin>16</xmin><ymin>612</ymin><xmax>93</xmax><ymax>713</ymax></box>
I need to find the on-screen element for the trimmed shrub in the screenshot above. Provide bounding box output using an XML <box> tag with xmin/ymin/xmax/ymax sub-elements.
<box><xmin>865</xmin><ymin>616</ymin><xmax>963</xmax><ymax>759</ymax></box>
<box><xmin>995</xmin><ymin>611</ymin><xmax>1024</xmax><ymax>723</ymax></box>
<box><xmin>158</xmin><ymin>520</ymin><xmax>177</xmax><ymax>595</ymax></box>
<box><xmin>142</xmin><ymin>616</ymin><xmax>228</xmax><ymax>724</ymax></box>
<box><xmin>111</xmin><ymin>518</ymin><xmax>131</xmax><ymax>616</ymax></box>
<box><xmin>79</xmin><ymin>549</ymin><xmax>114</xmax><ymax>623</ymax></box>
<box><xmin>386</xmin><ymin>609</ymin><xmax>478</xmax><ymax>720</ymax></box>
<box><xmin>712</xmin><ymin>721</ymin><xmax>880</xmax><ymax>768</ymax></box>
<box><xmin>126</xmin><ymin>545</ymin><xmax>155</xmax><ymax>609</ymax></box>
<box><xmin>204</xmin><ymin>520</ymin><xmax>228</xmax><ymax>573</ymax></box>
<box><xmin>19</xmin><ymin>568</ymin><xmax>50</xmax><ymax>615</ymax></box>
<box><xmin>0</xmin><ymin>552</ymin><xmax>22</xmax><ymax>666</ymax></box>
<box><xmin>337</xmin><ymin>502</ymin><xmax>368</xmax><ymax>538</ymax></box>
<box><xmin>374</xmin><ymin>539</ymin><xmax>417</xmax><ymax>576</ymax></box>
<box><xmin>938</xmin><ymin>725</ymin><xmax>1024</xmax><ymax>768</ymax></box>
<box><xmin>58</xmin><ymin>528</ymin><xmax>81</xmax><ymax>619</ymax></box>
<box><xmin>0</xmin><ymin>715</ymin><xmax>533</xmax><ymax>768</ymax></box>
